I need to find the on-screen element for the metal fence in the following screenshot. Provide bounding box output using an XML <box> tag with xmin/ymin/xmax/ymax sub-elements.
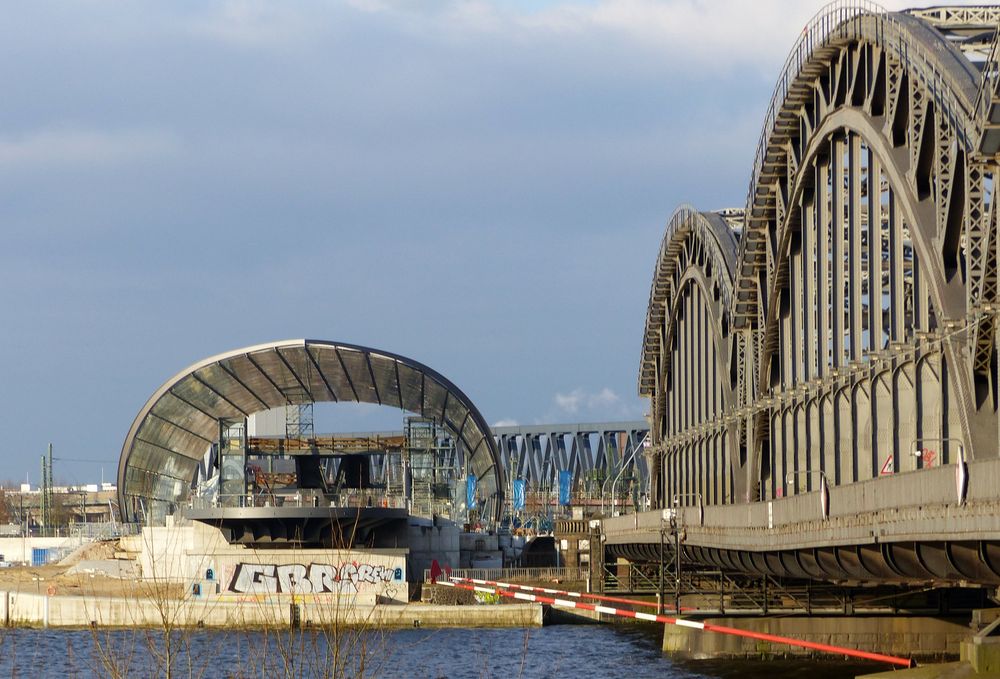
<box><xmin>188</xmin><ymin>489</ymin><xmax>408</xmax><ymax>511</ymax></box>
<box><xmin>68</xmin><ymin>522</ymin><xmax>141</xmax><ymax>539</ymax></box>
<box><xmin>423</xmin><ymin>566</ymin><xmax>588</xmax><ymax>583</ymax></box>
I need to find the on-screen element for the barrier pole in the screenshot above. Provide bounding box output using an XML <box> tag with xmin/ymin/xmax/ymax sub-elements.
<box><xmin>449</xmin><ymin>576</ymin><xmax>694</xmax><ymax>612</ymax></box>
<box><xmin>436</xmin><ymin>580</ymin><xmax>914</xmax><ymax>669</ymax></box>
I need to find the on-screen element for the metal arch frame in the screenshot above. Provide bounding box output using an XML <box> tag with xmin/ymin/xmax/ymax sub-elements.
<box><xmin>639</xmin><ymin>209</ymin><xmax>740</xmax><ymax>508</ymax></box>
<box><xmin>661</xmin><ymin>272</ymin><xmax>739</xmax><ymax>504</ymax></box>
<box><xmin>638</xmin><ymin>208</ymin><xmax>740</xmax><ymax>505</ymax></box>
<box><xmin>759</xmin><ymin>109</ymin><xmax>955</xmax><ymax>349</ymax></box>
<box><xmin>616</xmin><ymin>5</ymin><xmax>1000</xmax><ymax>586</ymax></box>
<box><xmin>659</xmin><ymin>270</ymin><xmax>734</xmax><ymax>421</ymax></box>
<box><xmin>741</xmin><ymin>13</ymin><xmax>995</xmax><ymax>475</ymax></box>
<box><xmin>735</xmin><ymin>3</ymin><xmax>981</xmax><ymax>329</ymax></box>
<box><xmin>639</xmin><ymin>206</ymin><xmax>739</xmax><ymax>397</ymax></box>
<box><xmin>747</xmin><ymin>107</ymin><xmax>973</xmax><ymax>486</ymax></box>
<box><xmin>118</xmin><ymin>339</ymin><xmax>504</xmax><ymax>522</ymax></box>
<box><xmin>640</xmin><ymin>3</ymin><xmax>1000</xmax><ymax>511</ymax></box>
<box><xmin>737</xmin><ymin>5</ymin><xmax>994</xmax><ymax>487</ymax></box>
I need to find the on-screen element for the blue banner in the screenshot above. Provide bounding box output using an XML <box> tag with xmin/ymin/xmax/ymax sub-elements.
<box><xmin>513</xmin><ymin>479</ymin><xmax>526</xmax><ymax>511</ymax></box>
<box><xmin>466</xmin><ymin>475</ymin><xmax>477</xmax><ymax>509</ymax></box>
<box><xmin>558</xmin><ymin>470</ymin><xmax>572</xmax><ymax>506</ymax></box>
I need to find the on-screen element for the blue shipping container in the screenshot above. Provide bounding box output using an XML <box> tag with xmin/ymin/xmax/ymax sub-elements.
<box><xmin>31</xmin><ymin>548</ymin><xmax>49</xmax><ymax>567</ymax></box>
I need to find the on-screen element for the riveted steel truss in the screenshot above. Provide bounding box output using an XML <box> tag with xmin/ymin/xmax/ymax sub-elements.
<box><xmin>640</xmin><ymin>3</ymin><xmax>1000</xmax><ymax>511</ymax></box>
<box><xmin>492</xmin><ymin>422</ymin><xmax>649</xmax><ymax>491</ymax></box>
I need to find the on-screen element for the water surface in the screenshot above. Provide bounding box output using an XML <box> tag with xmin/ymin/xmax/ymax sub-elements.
<box><xmin>0</xmin><ymin>624</ymin><xmax>883</xmax><ymax>678</ymax></box>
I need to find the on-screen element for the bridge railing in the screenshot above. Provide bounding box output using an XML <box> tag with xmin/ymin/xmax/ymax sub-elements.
<box><xmin>423</xmin><ymin>566</ymin><xmax>587</xmax><ymax>584</ymax></box>
<box><xmin>603</xmin><ymin>459</ymin><xmax>1000</xmax><ymax>539</ymax></box>
<box><xmin>188</xmin><ymin>489</ymin><xmax>408</xmax><ymax>511</ymax></box>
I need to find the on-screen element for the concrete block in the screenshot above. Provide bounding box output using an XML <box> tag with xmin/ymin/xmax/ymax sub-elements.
<box><xmin>408</xmin><ymin>532</ymin><xmax>431</xmax><ymax>552</ymax></box>
<box><xmin>966</xmin><ymin>638</ymin><xmax>1000</xmax><ymax>674</ymax></box>
<box><xmin>459</xmin><ymin>533</ymin><xmax>497</xmax><ymax>551</ymax></box>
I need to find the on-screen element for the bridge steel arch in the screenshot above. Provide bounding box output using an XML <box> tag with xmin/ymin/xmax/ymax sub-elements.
<box><xmin>640</xmin><ymin>207</ymin><xmax>740</xmax><ymax>507</ymax></box>
<box><xmin>633</xmin><ymin>4</ymin><xmax>1000</xmax><ymax>584</ymax></box>
<box><xmin>118</xmin><ymin>339</ymin><xmax>504</xmax><ymax>524</ymax></box>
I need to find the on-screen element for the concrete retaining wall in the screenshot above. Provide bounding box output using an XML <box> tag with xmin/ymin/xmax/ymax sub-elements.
<box><xmin>132</xmin><ymin>523</ymin><xmax>409</xmax><ymax>602</ymax></box>
<box><xmin>408</xmin><ymin>521</ymin><xmax>459</xmax><ymax>581</ymax></box>
<box><xmin>0</xmin><ymin>591</ymin><xmax>542</xmax><ymax>629</ymax></box>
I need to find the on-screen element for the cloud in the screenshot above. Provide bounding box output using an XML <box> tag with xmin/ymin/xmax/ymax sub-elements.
<box><xmin>328</xmin><ymin>0</ymin><xmax>992</xmax><ymax>78</ymax></box>
<box><xmin>187</xmin><ymin>1</ymin><xmax>318</xmax><ymax>47</ymax></box>
<box><xmin>324</xmin><ymin>1</ymin><xmax>818</xmax><ymax>76</ymax></box>
<box><xmin>492</xmin><ymin>418</ymin><xmax>519</xmax><ymax>427</ymax></box>
<box><xmin>554</xmin><ymin>386</ymin><xmax>631</xmax><ymax>418</ymax></box>
<box><xmin>0</xmin><ymin>128</ymin><xmax>179</xmax><ymax>171</ymax></box>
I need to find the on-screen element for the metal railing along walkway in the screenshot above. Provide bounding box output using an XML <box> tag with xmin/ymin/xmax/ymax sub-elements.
<box><xmin>423</xmin><ymin>565</ymin><xmax>587</xmax><ymax>583</ymax></box>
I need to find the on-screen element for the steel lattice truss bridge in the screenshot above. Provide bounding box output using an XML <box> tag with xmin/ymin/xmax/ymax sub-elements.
<box><xmin>608</xmin><ymin>2</ymin><xmax>1000</xmax><ymax>587</ymax></box>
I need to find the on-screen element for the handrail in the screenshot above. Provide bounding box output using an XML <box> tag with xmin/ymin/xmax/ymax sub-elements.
<box><xmin>974</xmin><ymin>20</ymin><xmax>1000</xmax><ymax>146</ymax></box>
<box><xmin>423</xmin><ymin>565</ymin><xmax>587</xmax><ymax>583</ymax></box>
<box><xmin>188</xmin><ymin>489</ymin><xmax>408</xmax><ymax>510</ymax></box>
<box><xmin>745</xmin><ymin>1</ymin><xmax>885</xmax><ymax>228</ymax></box>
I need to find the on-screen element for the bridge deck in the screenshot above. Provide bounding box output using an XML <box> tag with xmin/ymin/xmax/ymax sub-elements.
<box><xmin>603</xmin><ymin>460</ymin><xmax>1000</xmax><ymax>585</ymax></box>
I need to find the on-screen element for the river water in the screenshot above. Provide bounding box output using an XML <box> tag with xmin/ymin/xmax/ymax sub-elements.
<box><xmin>0</xmin><ymin>624</ymin><xmax>881</xmax><ymax>678</ymax></box>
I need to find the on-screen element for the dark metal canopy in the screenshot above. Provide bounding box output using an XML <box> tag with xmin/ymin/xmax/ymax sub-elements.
<box><xmin>118</xmin><ymin>339</ymin><xmax>502</xmax><ymax>522</ymax></box>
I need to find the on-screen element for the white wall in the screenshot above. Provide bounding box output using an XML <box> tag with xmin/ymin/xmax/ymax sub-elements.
<box><xmin>135</xmin><ymin>522</ymin><xmax>409</xmax><ymax>602</ymax></box>
<box><xmin>0</xmin><ymin>537</ymin><xmax>79</xmax><ymax>564</ymax></box>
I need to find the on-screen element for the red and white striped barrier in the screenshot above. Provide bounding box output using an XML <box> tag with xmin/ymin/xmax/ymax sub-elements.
<box><xmin>436</xmin><ymin>579</ymin><xmax>914</xmax><ymax>669</ymax></box>
<box><xmin>449</xmin><ymin>576</ymin><xmax>693</xmax><ymax>612</ymax></box>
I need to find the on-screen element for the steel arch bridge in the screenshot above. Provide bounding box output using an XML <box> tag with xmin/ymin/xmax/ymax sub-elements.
<box><xmin>613</xmin><ymin>3</ymin><xmax>1000</xmax><ymax>586</ymax></box>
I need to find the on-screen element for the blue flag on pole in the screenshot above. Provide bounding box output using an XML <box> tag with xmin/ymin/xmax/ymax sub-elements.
<box><xmin>466</xmin><ymin>475</ymin><xmax>477</xmax><ymax>509</ymax></box>
<box><xmin>558</xmin><ymin>470</ymin><xmax>572</xmax><ymax>506</ymax></box>
<box><xmin>513</xmin><ymin>479</ymin><xmax>526</xmax><ymax>510</ymax></box>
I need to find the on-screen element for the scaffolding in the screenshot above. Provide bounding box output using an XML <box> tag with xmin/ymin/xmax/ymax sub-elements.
<box><xmin>284</xmin><ymin>402</ymin><xmax>314</xmax><ymax>440</ymax></box>
<box><xmin>197</xmin><ymin>411</ymin><xmax>469</xmax><ymax>521</ymax></box>
<box><xmin>218</xmin><ymin>419</ymin><xmax>248</xmax><ymax>506</ymax></box>
<box><xmin>405</xmin><ymin>418</ymin><xmax>459</xmax><ymax>520</ymax></box>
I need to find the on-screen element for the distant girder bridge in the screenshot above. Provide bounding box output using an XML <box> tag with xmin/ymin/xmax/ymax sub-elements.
<box><xmin>492</xmin><ymin>422</ymin><xmax>649</xmax><ymax>490</ymax></box>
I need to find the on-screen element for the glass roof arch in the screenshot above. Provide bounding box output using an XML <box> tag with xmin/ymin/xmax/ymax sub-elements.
<box><xmin>117</xmin><ymin>339</ymin><xmax>503</xmax><ymax>523</ymax></box>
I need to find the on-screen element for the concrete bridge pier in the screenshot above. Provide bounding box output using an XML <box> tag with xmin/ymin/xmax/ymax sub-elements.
<box><xmin>864</xmin><ymin>620</ymin><xmax>1000</xmax><ymax>678</ymax></box>
<box><xmin>661</xmin><ymin>614</ymin><xmax>970</xmax><ymax>664</ymax></box>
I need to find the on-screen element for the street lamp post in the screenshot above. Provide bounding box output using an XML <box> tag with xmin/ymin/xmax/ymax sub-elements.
<box><xmin>671</xmin><ymin>492</ymin><xmax>704</xmax><ymax>525</ymax></box>
<box><xmin>668</xmin><ymin>493</ymin><xmax>702</xmax><ymax>615</ymax></box>
<box><xmin>600</xmin><ymin>471</ymin><xmax>614</xmax><ymax>516</ymax></box>
<box><xmin>785</xmin><ymin>470</ymin><xmax>830</xmax><ymax>519</ymax></box>
<box><xmin>912</xmin><ymin>437</ymin><xmax>968</xmax><ymax>506</ymax></box>
<box><xmin>609</xmin><ymin>444</ymin><xmax>640</xmax><ymax>517</ymax></box>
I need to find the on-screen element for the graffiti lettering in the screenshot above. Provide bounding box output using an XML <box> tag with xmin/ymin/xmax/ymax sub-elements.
<box><xmin>228</xmin><ymin>562</ymin><xmax>403</xmax><ymax>595</ymax></box>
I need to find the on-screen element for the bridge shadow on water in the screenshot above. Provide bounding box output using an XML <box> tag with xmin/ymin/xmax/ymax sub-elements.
<box><xmin>609</xmin><ymin>624</ymin><xmax>883</xmax><ymax>679</ymax></box>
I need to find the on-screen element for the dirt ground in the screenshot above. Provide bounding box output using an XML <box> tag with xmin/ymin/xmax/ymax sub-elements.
<box><xmin>0</xmin><ymin>540</ymin><xmax>183</xmax><ymax>599</ymax></box>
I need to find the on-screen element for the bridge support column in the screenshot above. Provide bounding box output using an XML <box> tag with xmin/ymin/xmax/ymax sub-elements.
<box><xmin>645</xmin><ymin>448</ymin><xmax>663</xmax><ymax>508</ymax></box>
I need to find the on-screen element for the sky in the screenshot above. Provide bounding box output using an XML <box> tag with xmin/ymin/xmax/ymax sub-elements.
<box><xmin>0</xmin><ymin>0</ymin><xmax>952</xmax><ymax>485</ymax></box>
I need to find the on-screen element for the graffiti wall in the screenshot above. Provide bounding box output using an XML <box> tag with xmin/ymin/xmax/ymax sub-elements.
<box><xmin>228</xmin><ymin>561</ymin><xmax>404</xmax><ymax>595</ymax></box>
